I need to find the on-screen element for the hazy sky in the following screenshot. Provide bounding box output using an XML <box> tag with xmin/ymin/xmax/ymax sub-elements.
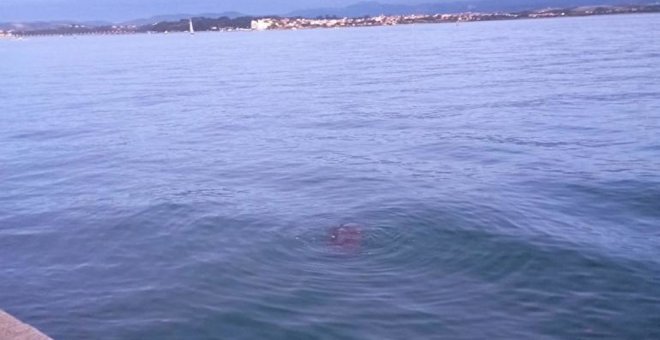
<box><xmin>0</xmin><ymin>0</ymin><xmax>427</xmax><ymax>22</ymax></box>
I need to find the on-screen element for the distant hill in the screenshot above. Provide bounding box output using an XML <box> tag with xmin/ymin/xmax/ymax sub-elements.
<box><xmin>0</xmin><ymin>12</ymin><xmax>247</xmax><ymax>31</ymax></box>
<box><xmin>3</xmin><ymin>0</ymin><xmax>657</xmax><ymax>31</ymax></box>
<box><xmin>122</xmin><ymin>12</ymin><xmax>245</xmax><ymax>25</ymax></box>
<box><xmin>288</xmin><ymin>0</ymin><xmax>656</xmax><ymax>17</ymax></box>
<box><xmin>0</xmin><ymin>20</ymin><xmax>111</xmax><ymax>31</ymax></box>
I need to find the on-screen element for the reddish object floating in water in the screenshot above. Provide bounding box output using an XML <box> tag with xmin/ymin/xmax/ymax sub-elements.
<box><xmin>329</xmin><ymin>223</ymin><xmax>363</xmax><ymax>250</ymax></box>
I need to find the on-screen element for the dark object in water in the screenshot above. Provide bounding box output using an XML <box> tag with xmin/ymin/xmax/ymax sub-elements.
<box><xmin>329</xmin><ymin>223</ymin><xmax>363</xmax><ymax>250</ymax></box>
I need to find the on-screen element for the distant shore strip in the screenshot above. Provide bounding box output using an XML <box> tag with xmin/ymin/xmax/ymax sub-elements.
<box><xmin>1</xmin><ymin>4</ymin><xmax>659</xmax><ymax>37</ymax></box>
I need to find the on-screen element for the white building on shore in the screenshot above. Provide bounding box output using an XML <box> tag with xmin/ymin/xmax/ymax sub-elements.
<box><xmin>251</xmin><ymin>19</ymin><xmax>274</xmax><ymax>31</ymax></box>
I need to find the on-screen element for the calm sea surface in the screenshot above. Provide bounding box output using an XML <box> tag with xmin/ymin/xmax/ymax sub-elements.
<box><xmin>1</xmin><ymin>13</ymin><xmax>660</xmax><ymax>339</ymax></box>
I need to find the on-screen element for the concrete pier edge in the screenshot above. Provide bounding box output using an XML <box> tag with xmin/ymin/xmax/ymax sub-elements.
<box><xmin>0</xmin><ymin>309</ymin><xmax>52</xmax><ymax>340</ymax></box>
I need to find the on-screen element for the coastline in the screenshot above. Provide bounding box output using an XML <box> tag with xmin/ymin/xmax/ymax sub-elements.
<box><xmin>6</xmin><ymin>4</ymin><xmax>660</xmax><ymax>37</ymax></box>
<box><xmin>249</xmin><ymin>5</ymin><xmax>660</xmax><ymax>31</ymax></box>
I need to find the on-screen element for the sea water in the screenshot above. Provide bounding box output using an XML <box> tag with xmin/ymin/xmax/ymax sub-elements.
<box><xmin>1</xmin><ymin>13</ymin><xmax>659</xmax><ymax>339</ymax></box>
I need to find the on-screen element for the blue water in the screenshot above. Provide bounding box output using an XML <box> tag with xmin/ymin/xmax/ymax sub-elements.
<box><xmin>2</xmin><ymin>13</ymin><xmax>660</xmax><ymax>339</ymax></box>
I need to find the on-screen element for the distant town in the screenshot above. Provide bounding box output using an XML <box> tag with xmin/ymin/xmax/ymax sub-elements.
<box><xmin>1</xmin><ymin>4</ymin><xmax>659</xmax><ymax>37</ymax></box>
<box><xmin>250</xmin><ymin>4</ymin><xmax>660</xmax><ymax>30</ymax></box>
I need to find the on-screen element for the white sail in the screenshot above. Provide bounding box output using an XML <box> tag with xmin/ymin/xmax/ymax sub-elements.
<box><xmin>189</xmin><ymin>19</ymin><xmax>195</xmax><ymax>34</ymax></box>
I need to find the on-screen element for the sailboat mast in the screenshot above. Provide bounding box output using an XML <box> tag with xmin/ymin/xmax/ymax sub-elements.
<box><xmin>189</xmin><ymin>19</ymin><xmax>195</xmax><ymax>35</ymax></box>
